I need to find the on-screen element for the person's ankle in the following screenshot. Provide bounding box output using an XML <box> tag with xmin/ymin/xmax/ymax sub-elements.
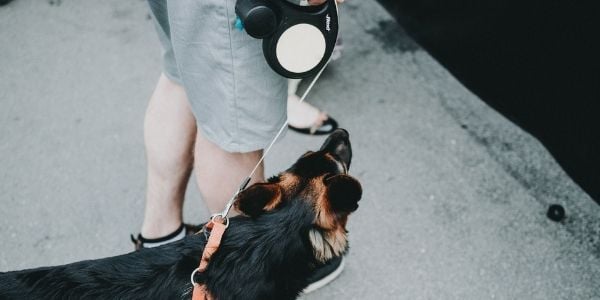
<box><xmin>141</xmin><ymin>218</ymin><xmax>183</xmax><ymax>239</ymax></box>
<box><xmin>138</xmin><ymin>223</ymin><xmax>186</xmax><ymax>248</ymax></box>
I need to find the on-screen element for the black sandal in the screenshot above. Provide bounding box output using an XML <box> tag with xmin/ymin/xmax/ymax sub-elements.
<box><xmin>288</xmin><ymin>116</ymin><xmax>338</xmax><ymax>135</ymax></box>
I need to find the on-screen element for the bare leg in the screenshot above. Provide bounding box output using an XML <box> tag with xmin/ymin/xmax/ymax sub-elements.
<box><xmin>193</xmin><ymin>130</ymin><xmax>264</xmax><ymax>214</ymax></box>
<box><xmin>141</xmin><ymin>74</ymin><xmax>196</xmax><ymax>238</ymax></box>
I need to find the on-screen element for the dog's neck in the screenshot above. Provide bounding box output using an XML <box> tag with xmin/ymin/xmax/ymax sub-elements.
<box><xmin>308</xmin><ymin>226</ymin><xmax>348</xmax><ymax>263</ymax></box>
<box><xmin>258</xmin><ymin>198</ymin><xmax>349</xmax><ymax>263</ymax></box>
<box><xmin>207</xmin><ymin>199</ymin><xmax>348</xmax><ymax>280</ymax></box>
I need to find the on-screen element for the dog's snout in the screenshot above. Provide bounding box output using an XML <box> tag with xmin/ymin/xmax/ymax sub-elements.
<box><xmin>333</xmin><ymin>128</ymin><xmax>349</xmax><ymax>137</ymax></box>
<box><xmin>320</xmin><ymin>129</ymin><xmax>352</xmax><ymax>168</ymax></box>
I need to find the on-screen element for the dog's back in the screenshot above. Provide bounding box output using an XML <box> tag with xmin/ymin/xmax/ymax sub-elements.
<box><xmin>0</xmin><ymin>208</ymin><xmax>316</xmax><ymax>300</ymax></box>
<box><xmin>0</xmin><ymin>237</ymin><xmax>204</xmax><ymax>299</ymax></box>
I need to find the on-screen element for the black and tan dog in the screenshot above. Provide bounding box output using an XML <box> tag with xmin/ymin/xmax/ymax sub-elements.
<box><xmin>0</xmin><ymin>129</ymin><xmax>362</xmax><ymax>300</ymax></box>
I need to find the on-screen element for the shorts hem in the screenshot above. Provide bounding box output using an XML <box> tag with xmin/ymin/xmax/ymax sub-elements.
<box><xmin>163</xmin><ymin>69</ymin><xmax>182</xmax><ymax>86</ymax></box>
<box><xmin>199</xmin><ymin>121</ymin><xmax>288</xmax><ymax>154</ymax></box>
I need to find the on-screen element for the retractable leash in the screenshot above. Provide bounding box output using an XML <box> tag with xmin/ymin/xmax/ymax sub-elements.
<box><xmin>190</xmin><ymin>1</ymin><xmax>338</xmax><ymax>295</ymax></box>
<box><xmin>217</xmin><ymin>0</ymin><xmax>340</xmax><ymax>219</ymax></box>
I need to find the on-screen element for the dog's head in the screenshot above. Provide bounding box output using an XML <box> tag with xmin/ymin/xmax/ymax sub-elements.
<box><xmin>234</xmin><ymin>129</ymin><xmax>362</xmax><ymax>262</ymax></box>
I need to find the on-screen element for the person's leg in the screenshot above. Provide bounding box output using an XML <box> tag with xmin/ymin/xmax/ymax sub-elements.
<box><xmin>141</xmin><ymin>74</ymin><xmax>196</xmax><ymax>239</ymax></box>
<box><xmin>193</xmin><ymin>130</ymin><xmax>264</xmax><ymax>214</ymax></box>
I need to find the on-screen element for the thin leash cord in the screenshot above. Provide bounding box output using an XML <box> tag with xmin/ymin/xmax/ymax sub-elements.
<box><xmin>218</xmin><ymin>60</ymin><xmax>331</xmax><ymax>218</ymax></box>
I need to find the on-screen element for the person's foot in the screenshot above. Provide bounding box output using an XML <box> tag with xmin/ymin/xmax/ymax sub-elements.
<box><xmin>331</xmin><ymin>37</ymin><xmax>344</xmax><ymax>61</ymax></box>
<box><xmin>303</xmin><ymin>256</ymin><xmax>345</xmax><ymax>294</ymax></box>
<box><xmin>287</xmin><ymin>94</ymin><xmax>338</xmax><ymax>135</ymax></box>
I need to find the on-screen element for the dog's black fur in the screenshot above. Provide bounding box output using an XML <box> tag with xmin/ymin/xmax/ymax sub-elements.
<box><xmin>0</xmin><ymin>129</ymin><xmax>362</xmax><ymax>300</ymax></box>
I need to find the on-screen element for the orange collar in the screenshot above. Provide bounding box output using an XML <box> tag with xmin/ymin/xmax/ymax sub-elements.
<box><xmin>191</xmin><ymin>218</ymin><xmax>228</xmax><ymax>300</ymax></box>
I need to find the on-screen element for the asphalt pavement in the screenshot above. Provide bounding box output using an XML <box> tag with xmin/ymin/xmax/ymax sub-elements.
<box><xmin>1</xmin><ymin>1</ymin><xmax>599</xmax><ymax>299</ymax></box>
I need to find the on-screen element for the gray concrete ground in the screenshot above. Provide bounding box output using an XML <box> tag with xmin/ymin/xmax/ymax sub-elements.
<box><xmin>1</xmin><ymin>0</ymin><xmax>599</xmax><ymax>299</ymax></box>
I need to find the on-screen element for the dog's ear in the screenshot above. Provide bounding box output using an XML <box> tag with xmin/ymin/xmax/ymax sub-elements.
<box><xmin>234</xmin><ymin>183</ymin><xmax>283</xmax><ymax>217</ymax></box>
<box><xmin>324</xmin><ymin>174</ymin><xmax>362</xmax><ymax>213</ymax></box>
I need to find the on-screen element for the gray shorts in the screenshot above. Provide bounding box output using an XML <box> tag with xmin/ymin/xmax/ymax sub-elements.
<box><xmin>148</xmin><ymin>0</ymin><xmax>287</xmax><ymax>153</ymax></box>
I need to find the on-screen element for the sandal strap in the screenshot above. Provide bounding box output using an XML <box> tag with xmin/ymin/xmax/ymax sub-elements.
<box><xmin>289</xmin><ymin>116</ymin><xmax>339</xmax><ymax>136</ymax></box>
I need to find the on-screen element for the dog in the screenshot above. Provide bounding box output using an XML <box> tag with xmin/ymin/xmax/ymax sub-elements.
<box><xmin>0</xmin><ymin>129</ymin><xmax>362</xmax><ymax>300</ymax></box>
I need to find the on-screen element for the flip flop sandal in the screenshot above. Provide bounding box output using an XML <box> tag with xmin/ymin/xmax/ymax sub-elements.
<box><xmin>288</xmin><ymin>116</ymin><xmax>338</xmax><ymax>135</ymax></box>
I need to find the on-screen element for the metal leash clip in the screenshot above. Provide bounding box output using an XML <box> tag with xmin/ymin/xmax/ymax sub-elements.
<box><xmin>219</xmin><ymin>176</ymin><xmax>252</xmax><ymax>219</ymax></box>
<box><xmin>190</xmin><ymin>268</ymin><xmax>201</xmax><ymax>287</ymax></box>
<box><xmin>210</xmin><ymin>214</ymin><xmax>230</xmax><ymax>229</ymax></box>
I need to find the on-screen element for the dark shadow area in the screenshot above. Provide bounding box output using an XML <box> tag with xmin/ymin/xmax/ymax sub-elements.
<box><xmin>377</xmin><ymin>0</ymin><xmax>600</xmax><ymax>203</ymax></box>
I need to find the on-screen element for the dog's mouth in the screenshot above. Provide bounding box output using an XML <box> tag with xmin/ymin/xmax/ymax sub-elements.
<box><xmin>320</xmin><ymin>128</ymin><xmax>352</xmax><ymax>170</ymax></box>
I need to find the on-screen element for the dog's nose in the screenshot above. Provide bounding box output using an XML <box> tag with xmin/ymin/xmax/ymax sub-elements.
<box><xmin>320</xmin><ymin>128</ymin><xmax>352</xmax><ymax>168</ymax></box>
<box><xmin>331</xmin><ymin>128</ymin><xmax>349</xmax><ymax>138</ymax></box>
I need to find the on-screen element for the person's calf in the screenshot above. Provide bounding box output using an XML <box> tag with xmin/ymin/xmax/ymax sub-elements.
<box><xmin>141</xmin><ymin>74</ymin><xmax>197</xmax><ymax>238</ymax></box>
<box><xmin>193</xmin><ymin>130</ymin><xmax>265</xmax><ymax>214</ymax></box>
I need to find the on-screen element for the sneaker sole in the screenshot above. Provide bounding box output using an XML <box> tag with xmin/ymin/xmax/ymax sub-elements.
<box><xmin>301</xmin><ymin>257</ymin><xmax>345</xmax><ymax>294</ymax></box>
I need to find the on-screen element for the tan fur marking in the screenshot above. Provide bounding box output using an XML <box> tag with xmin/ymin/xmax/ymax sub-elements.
<box><xmin>308</xmin><ymin>228</ymin><xmax>348</xmax><ymax>263</ymax></box>
<box><xmin>310</xmin><ymin>177</ymin><xmax>336</xmax><ymax>230</ymax></box>
<box><xmin>278</xmin><ymin>173</ymin><xmax>301</xmax><ymax>198</ymax></box>
<box><xmin>263</xmin><ymin>185</ymin><xmax>282</xmax><ymax>211</ymax></box>
<box><xmin>307</xmin><ymin>174</ymin><xmax>350</xmax><ymax>262</ymax></box>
